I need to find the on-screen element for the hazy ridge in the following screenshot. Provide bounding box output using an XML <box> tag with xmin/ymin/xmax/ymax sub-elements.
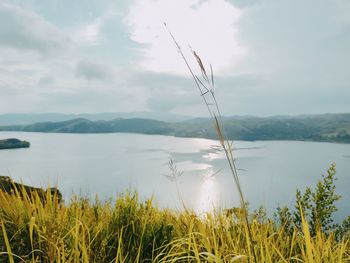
<box><xmin>0</xmin><ymin>112</ymin><xmax>192</xmax><ymax>125</ymax></box>
<box><xmin>0</xmin><ymin>113</ymin><xmax>349</xmax><ymax>143</ymax></box>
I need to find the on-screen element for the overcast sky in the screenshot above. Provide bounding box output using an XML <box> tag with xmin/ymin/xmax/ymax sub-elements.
<box><xmin>0</xmin><ymin>0</ymin><xmax>349</xmax><ymax>116</ymax></box>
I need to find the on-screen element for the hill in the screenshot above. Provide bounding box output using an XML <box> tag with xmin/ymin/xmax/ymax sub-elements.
<box><xmin>0</xmin><ymin>112</ymin><xmax>191</xmax><ymax>125</ymax></box>
<box><xmin>0</xmin><ymin>113</ymin><xmax>350</xmax><ymax>143</ymax></box>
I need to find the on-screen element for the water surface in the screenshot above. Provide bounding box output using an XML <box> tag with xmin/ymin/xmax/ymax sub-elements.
<box><xmin>0</xmin><ymin>132</ymin><xmax>349</xmax><ymax>221</ymax></box>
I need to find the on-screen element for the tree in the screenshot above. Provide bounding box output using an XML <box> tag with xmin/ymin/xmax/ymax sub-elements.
<box><xmin>276</xmin><ymin>163</ymin><xmax>341</xmax><ymax>236</ymax></box>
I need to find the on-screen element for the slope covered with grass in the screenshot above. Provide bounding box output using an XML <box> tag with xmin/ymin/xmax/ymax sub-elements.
<box><xmin>0</xmin><ymin>189</ymin><xmax>349</xmax><ymax>262</ymax></box>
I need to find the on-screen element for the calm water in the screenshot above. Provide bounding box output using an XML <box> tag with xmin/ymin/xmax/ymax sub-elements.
<box><xmin>0</xmin><ymin>132</ymin><xmax>349</xmax><ymax>221</ymax></box>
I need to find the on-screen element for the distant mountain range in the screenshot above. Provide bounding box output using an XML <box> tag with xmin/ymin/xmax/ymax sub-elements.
<box><xmin>0</xmin><ymin>112</ymin><xmax>192</xmax><ymax>125</ymax></box>
<box><xmin>0</xmin><ymin>113</ymin><xmax>349</xmax><ymax>143</ymax></box>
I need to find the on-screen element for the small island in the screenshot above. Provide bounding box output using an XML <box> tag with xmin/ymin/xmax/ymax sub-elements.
<box><xmin>0</xmin><ymin>138</ymin><xmax>30</xmax><ymax>149</ymax></box>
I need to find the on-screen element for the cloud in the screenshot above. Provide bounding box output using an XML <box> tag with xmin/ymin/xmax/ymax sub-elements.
<box><xmin>126</xmin><ymin>70</ymin><xmax>201</xmax><ymax>112</ymax></box>
<box><xmin>38</xmin><ymin>84</ymin><xmax>149</xmax><ymax>113</ymax></box>
<box><xmin>147</xmin><ymin>90</ymin><xmax>198</xmax><ymax>112</ymax></box>
<box><xmin>237</xmin><ymin>0</ymin><xmax>350</xmax><ymax>73</ymax></box>
<box><xmin>75</xmin><ymin>12</ymin><xmax>117</xmax><ymax>46</ymax></box>
<box><xmin>0</xmin><ymin>3</ymin><xmax>69</xmax><ymax>54</ymax></box>
<box><xmin>1</xmin><ymin>0</ymin><xmax>349</xmax><ymax>116</ymax></box>
<box><xmin>38</xmin><ymin>76</ymin><xmax>55</xmax><ymax>88</ymax></box>
<box><xmin>125</xmin><ymin>0</ymin><xmax>246</xmax><ymax>75</ymax></box>
<box><xmin>216</xmin><ymin>74</ymin><xmax>264</xmax><ymax>91</ymax></box>
<box><xmin>76</xmin><ymin>60</ymin><xmax>113</xmax><ymax>80</ymax></box>
<box><xmin>226</xmin><ymin>0</ymin><xmax>260</xmax><ymax>8</ymax></box>
<box><xmin>129</xmin><ymin>71</ymin><xmax>192</xmax><ymax>90</ymax></box>
<box><xmin>76</xmin><ymin>18</ymin><xmax>104</xmax><ymax>45</ymax></box>
<box><xmin>132</xmin><ymin>71</ymin><xmax>264</xmax><ymax>113</ymax></box>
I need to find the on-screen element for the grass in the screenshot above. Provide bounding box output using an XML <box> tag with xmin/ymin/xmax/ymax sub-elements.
<box><xmin>0</xmin><ymin>189</ymin><xmax>349</xmax><ymax>262</ymax></box>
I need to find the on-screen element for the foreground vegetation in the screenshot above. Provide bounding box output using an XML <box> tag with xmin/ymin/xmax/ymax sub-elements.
<box><xmin>0</xmin><ymin>166</ymin><xmax>349</xmax><ymax>262</ymax></box>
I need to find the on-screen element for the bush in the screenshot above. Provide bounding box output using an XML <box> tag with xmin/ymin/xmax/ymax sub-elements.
<box><xmin>276</xmin><ymin>163</ymin><xmax>350</xmax><ymax>238</ymax></box>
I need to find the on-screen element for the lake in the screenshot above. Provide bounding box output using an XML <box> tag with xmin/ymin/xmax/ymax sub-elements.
<box><xmin>0</xmin><ymin>131</ymin><xmax>349</xmax><ymax>221</ymax></box>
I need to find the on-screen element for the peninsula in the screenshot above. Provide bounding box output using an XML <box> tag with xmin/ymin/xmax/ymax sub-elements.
<box><xmin>0</xmin><ymin>138</ymin><xmax>30</xmax><ymax>149</ymax></box>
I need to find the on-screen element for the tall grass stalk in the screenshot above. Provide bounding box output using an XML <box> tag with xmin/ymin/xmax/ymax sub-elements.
<box><xmin>165</xmin><ymin>23</ymin><xmax>257</xmax><ymax>262</ymax></box>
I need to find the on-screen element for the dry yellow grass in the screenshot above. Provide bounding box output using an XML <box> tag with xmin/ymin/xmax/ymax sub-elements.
<box><xmin>0</xmin><ymin>189</ymin><xmax>349</xmax><ymax>262</ymax></box>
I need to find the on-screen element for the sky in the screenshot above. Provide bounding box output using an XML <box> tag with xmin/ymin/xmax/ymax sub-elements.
<box><xmin>0</xmin><ymin>0</ymin><xmax>349</xmax><ymax>117</ymax></box>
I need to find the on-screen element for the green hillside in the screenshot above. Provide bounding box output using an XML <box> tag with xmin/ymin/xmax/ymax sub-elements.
<box><xmin>1</xmin><ymin>113</ymin><xmax>350</xmax><ymax>143</ymax></box>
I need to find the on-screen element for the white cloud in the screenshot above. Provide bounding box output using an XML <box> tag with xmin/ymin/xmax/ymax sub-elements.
<box><xmin>76</xmin><ymin>18</ymin><xmax>104</xmax><ymax>45</ymax></box>
<box><xmin>75</xmin><ymin>13</ymin><xmax>116</xmax><ymax>45</ymax></box>
<box><xmin>0</xmin><ymin>3</ymin><xmax>69</xmax><ymax>54</ymax></box>
<box><xmin>125</xmin><ymin>0</ymin><xmax>246</xmax><ymax>75</ymax></box>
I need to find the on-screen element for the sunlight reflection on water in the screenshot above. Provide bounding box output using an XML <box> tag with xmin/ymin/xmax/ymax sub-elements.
<box><xmin>196</xmin><ymin>171</ymin><xmax>220</xmax><ymax>214</ymax></box>
<box><xmin>177</xmin><ymin>160</ymin><xmax>213</xmax><ymax>172</ymax></box>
